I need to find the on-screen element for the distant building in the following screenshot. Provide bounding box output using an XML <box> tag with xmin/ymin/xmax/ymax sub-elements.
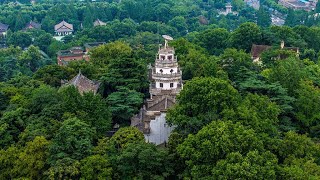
<box><xmin>244</xmin><ymin>0</ymin><xmax>260</xmax><ymax>10</ymax></box>
<box><xmin>251</xmin><ymin>44</ymin><xmax>272</xmax><ymax>62</ymax></box>
<box><xmin>0</xmin><ymin>23</ymin><xmax>9</xmax><ymax>37</ymax></box>
<box><xmin>24</xmin><ymin>21</ymin><xmax>41</xmax><ymax>30</ymax></box>
<box><xmin>57</xmin><ymin>42</ymin><xmax>105</xmax><ymax>65</ymax></box>
<box><xmin>54</xmin><ymin>20</ymin><xmax>74</xmax><ymax>36</ymax></box>
<box><xmin>57</xmin><ymin>47</ymin><xmax>88</xmax><ymax>66</ymax></box>
<box><xmin>278</xmin><ymin>0</ymin><xmax>316</xmax><ymax>11</ymax></box>
<box><xmin>131</xmin><ymin>35</ymin><xmax>183</xmax><ymax>145</ymax></box>
<box><xmin>93</xmin><ymin>19</ymin><xmax>106</xmax><ymax>26</ymax></box>
<box><xmin>219</xmin><ymin>3</ymin><xmax>238</xmax><ymax>16</ymax></box>
<box><xmin>61</xmin><ymin>71</ymin><xmax>100</xmax><ymax>94</ymax></box>
<box><xmin>251</xmin><ymin>41</ymin><xmax>299</xmax><ymax>63</ymax></box>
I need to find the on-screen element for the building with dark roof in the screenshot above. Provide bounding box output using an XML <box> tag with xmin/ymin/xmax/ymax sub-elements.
<box><xmin>24</xmin><ymin>21</ymin><xmax>41</xmax><ymax>30</ymax></box>
<box><xmin>57</xmin><ymin>47</ymin><xmax>89</xmax><ymax>66</ymax></box>
<box><xmin>61</xmin><ymin>71</ymin><xmax>100</xmax><ymax>94</ymax></box>
<box><xmin>251</xmin><ymin>44</ymin><xmax>272</xmax><ymax>62</ymax></box>
<box><xmin>54</xmin><ymin>20</ymin><xmax>74</xmax><ymax>36</ymax></box>
<box><xmin>57</xmin><ymin>42</ymin><xmax>105</xmax><ymax>66</ymax></box>
<box><xmin>251</xmin><ymin>41</ymin><xmax>299</xmax><ymax>63</ymax></box>
<box><xmin>0</xmin><ymin>23</ymin><xmax>9</xmax><ymax>37</ymax></box>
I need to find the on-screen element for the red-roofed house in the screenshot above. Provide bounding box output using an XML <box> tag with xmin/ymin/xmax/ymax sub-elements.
<box><xmin>24</xmin><ymin>21</ymin><xmax>41</xmax><ymax>30</ymax></box>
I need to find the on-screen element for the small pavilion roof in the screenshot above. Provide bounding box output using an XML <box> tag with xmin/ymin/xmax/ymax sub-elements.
<box><xmin>24</xmin><ymin>21</ymin><xmax>41</xmax><ymax>30</ymax></box>
<box><xmin>0</xmin><ymin>22</ymin><xmax>9</xmax><ymax>32</ymax></box>
<box><xmin>63</xmin><ymin>71</ymin><xmax>100</xmax><ymax>94</ymax></box>
<box><xmin>93</xmin><ymin>19</ymin><xmax>106</xmax><ymax>26</ymax></box>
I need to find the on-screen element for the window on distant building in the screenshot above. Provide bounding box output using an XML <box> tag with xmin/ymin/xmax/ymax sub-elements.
<box><xmin>170</xmin><ymin>83</ymin><xmax>173</xmax><ymax>87</ymax></box>
<box><xmin>160</xmin><ymin>83</ymin><xmax>163</xmax><ymax>87</ymax></box>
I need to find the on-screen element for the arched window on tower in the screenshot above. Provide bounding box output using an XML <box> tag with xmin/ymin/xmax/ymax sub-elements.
<box><xmin>160</xmin><ymin>69</ymin><xmax>163</xmax><ymax>73</ymax></box>
<box><xmin>168</xmin><ymin>55</ymin><xmax>172</xmax><ymax>60</ymax></box>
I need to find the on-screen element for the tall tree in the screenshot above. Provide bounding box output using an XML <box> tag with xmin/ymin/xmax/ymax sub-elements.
<box><xmin>49</xmin><ymin>118</ymin><xmax>94</xmax><ymax>164</ymax></box>
<box><xmin>177</xmin><ymin>120</ymin><xmax>264</xmax><ymax>178</ymax></box>
<box><xmin>167</xmin><ymin>77</ymin><xmax>240</xmax><ymax>134</ymax></box>
<box><xmin>230</xmin><ymin>22</ymin><xmax>262</xmax><ymax>52</ymax></box>
<box><xmin>257</xmin><ymin>7</ymin><xmax>271</xmax><ymax>28</ymax></box>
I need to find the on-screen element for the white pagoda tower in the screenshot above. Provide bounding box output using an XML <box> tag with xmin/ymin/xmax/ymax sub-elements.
<box><xmin>131</xmin><ymin>35</ymin><xmax>183</xmax><ymax>145</ymax></box>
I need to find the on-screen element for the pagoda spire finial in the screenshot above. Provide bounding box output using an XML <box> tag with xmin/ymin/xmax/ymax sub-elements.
<box><xmin>162</xmin><ymin>35</ymin><xmax>173</xmax><ymax>49</ymax></box>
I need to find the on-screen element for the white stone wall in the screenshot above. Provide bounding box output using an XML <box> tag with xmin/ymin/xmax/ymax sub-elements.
<box><xmin>144</xmin><ymin>113</ymin><xmax>175</xmax><ymax>145</ymax></box>
<box><xmin>155</xmin><ymin>67</ymin><xmax>178</xmax><ymax>74</ymax></box>
<box><xmin>155</xmin><ymin>81</ymin><xmax>177</xmax><ymax>89</ymax></box>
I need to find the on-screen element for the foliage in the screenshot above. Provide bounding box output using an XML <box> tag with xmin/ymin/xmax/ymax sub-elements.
<box><xmin>114</xmin><ymin>142</ymin><xmax>174</xmax><ymax>179</ymax></box>
<box><xmin>177</xmin><ymin>120</ymin><xmax>264</xmax><ymax>178</ymax></box>
<box><xmin>109</xmin><ymin>127</ymin><xmax>144</xmax><ymax>150</ymax></box>
<box><xmin>167</xmin><ymin>77</ymin><xmax>240</xmax><ymax>134</ymax></box>
<box><xmin>107</xmin><ymin>87</ymin><xmax>143</xmax><ymax>124</ymax></box>
<box><xmin>48</xmin><ymin>118</ymin><xmax>94</xmax><ymax>164</ymax></box>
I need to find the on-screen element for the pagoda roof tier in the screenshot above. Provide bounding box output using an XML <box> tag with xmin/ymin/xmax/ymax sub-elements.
<box><xmin>149</xmin><ymin>87</ymin><xmax>182</xmax><ymax>96</ymax></box>
<box><xmin>152</xmin><ymin>72</ymin><xmax>182</xmax><ymax>79</ymax></box>
<box><xmin>158</xmin><ymin>47</ymin><xmax>175</xmax><ymax>54</ymax></box>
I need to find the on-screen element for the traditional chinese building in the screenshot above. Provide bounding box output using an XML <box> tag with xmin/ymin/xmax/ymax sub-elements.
<box><xmin>24</xmin><ymin>21</ymin><xmax>41</xmax><ymax>30</ymax></box>
<box><xmin>57</xmin><ymin>42</ymin><xmax>105</xmax><ymax>66</ymax></box>
<box><xmin>57</xmin><ymin>47</ymin><xmax>88</xmax><ymax>66</ymax></box>
<box><xmin>219</xmin><ymin>3</ymin><xmax>238</xmax><ymax>16</ymax></box>
<box><xmin>131</xmin><ymin>35</ymin><xmax>183</xmax><ymax>145</ymax></box>
<box><xmin>93</xmin><ymin>19</ymin><xmax>106</xmax><ymax>26</ymax></box>
<box><xmin>54</xmin><ymin>20</ymin><xmax>74</xmax><ymax>36</ymax></box>
<box><xmin>61</xmin><ymin>71</ymin><xmax>100</xmax><ymax>95</ymax></box>
<box><xmin>0</xmin><ymin>22</ymin><xmax>9</xmax><ymax>37</ymax></box>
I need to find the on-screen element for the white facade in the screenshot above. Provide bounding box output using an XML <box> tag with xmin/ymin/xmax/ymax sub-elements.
<box><xmin>144</xmin><ymin>113</ymin><xmax>175</xmax><ymax>144</ymax></box>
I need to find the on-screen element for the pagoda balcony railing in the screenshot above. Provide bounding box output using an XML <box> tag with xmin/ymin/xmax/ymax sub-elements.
<box><xmin>154</xmin><ymin>62</ymin><xmax>179</xmax><ymax>68</ymax></box>
<box><xmin>149</xmin><ymin>83</ymin><xmax>182</xmax><ymax>95</ymax></box>
<box><xmin>156</xmin><ymin>57</ymin><xmax>178</xmax><ymax>63</ymax></box>
<box><xmin>152</xmin><ymin>72</ymin><xmax>182</xmax><ymax>78</ymax></box>
<box><xmin>149</xmin><ymin>87</ymin><xmax>182</xmax><ymax>95</ymax></box>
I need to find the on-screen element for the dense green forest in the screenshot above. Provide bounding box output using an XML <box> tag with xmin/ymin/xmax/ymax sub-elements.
<box><xmin>1</xmin><ymin>0</ymin><xmax>320</xmax><ymax>179</ymax></box>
